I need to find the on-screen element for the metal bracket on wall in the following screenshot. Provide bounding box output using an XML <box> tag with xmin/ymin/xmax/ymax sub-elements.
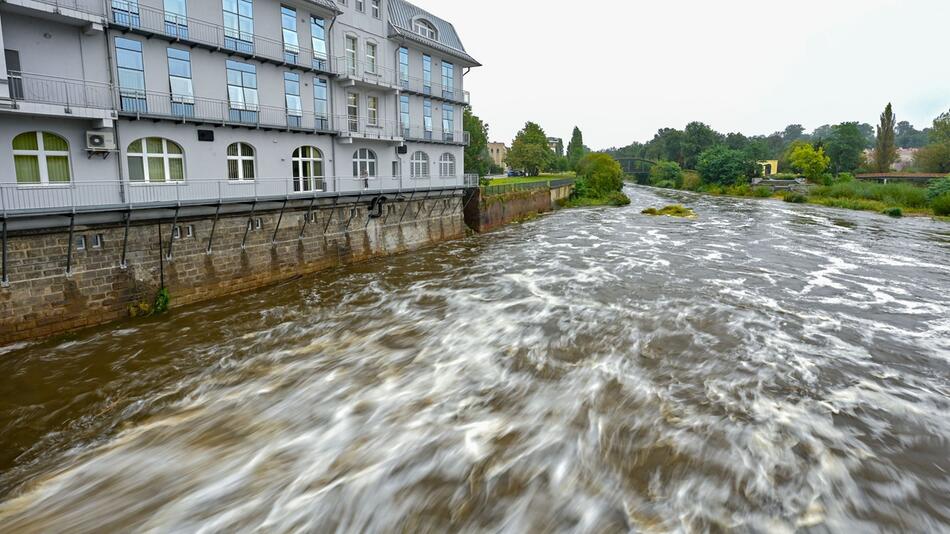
<box><xmin>1</xmin><ymin>218</ymin><xmax>8</xmax><ymax>288</ymax></box>
<box><xmin>64</xmin><ymin>214</ymin><xmax>75</xmax><ymax>277</ymax></box>
<box><xmin>398</xmin><ymin>191</ymin><xmax>416</xmax><ymax>224</ymax></box>
<box><xmin>322</xmin><ymin>196</ymin><xmax>340</xmax><ymax>234</ymax></box>
<box><xmin>120</xmin><ymin>211</ymin><xmax>131</xmax><ymax>269</ymax></box>
<box><xmin>439</xmin><ymin>197</ymin><xmax>452</xmax><ymax>218</ymax></box>
<box><xmin>241</xmin><ymin>201</ymin><xmax>257</xmax><ymax>250</ymax></box>
<box><xmin>428</xmin><ymin>192</ymin><xmax>442</xmax><ymax>217</ymax></box>
<box><xmin>206</xmin><ymin>203</ymin><xmax>221</xmax><ymax>254</ymax></box>
<box><xmin>166</xmin><ymin>207</ymin><xmax>180</xmax><ymax>261</ymax></box>
<box><xmin>343</xmin><ymin>193</ymin><xmax>363</xmax><ymax>233</ymax></box>
<box><xmin>299</xmin><ymin>197</ymin><xmax>316</xmax><ymax>239</ymax></box>
<box><xmin>272</xmin><ymin>200</ymin><xmax>287</xmax><ymax>246</ymax></box>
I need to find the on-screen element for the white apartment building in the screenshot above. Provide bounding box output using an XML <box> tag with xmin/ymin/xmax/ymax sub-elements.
<box><xmin>0</xmin><ymin>0</ymin><xmax>479</xmax><ymax>214</ymax></box>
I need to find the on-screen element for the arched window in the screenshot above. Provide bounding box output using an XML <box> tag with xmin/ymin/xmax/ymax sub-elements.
<box><xmin>293</xmin><ymin>146</ymin><xmax>324</xmax><ymax>192</ymax></box>
<box><xmin>128</xmin><ymin>137</ymin><xmax>184</xmax><ymax>182</ymax></box>
<box><xmin>13</xmin><ymin>131</ymin><xmax>71</xmax><ymax>184</ymax></box>
<box><xmin>439</xmin><ymin>153</ymin><xmax>456</xmax><ymax>177</ymax></box>
<box><xmin>227</xmin><ymin>142</ymin><xmax>256</xmax><ymax>181</ymax></box>
<box><xmin>353</xmin><ymin>148</ymin><xmax>377</xmax><ymax>178</ymax></box>
<box><xmin>412</xmin><ymin>19</ymin><xmax>437</xmax><ymax>40</ymax></box>
<box><xmin>410</xmin><ymin>151</ymin><xmax>430</xmax><ymax>178</ymax></box>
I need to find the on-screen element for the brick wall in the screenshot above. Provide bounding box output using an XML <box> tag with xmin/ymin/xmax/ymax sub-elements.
<box><xmin>0</xmin><ymin>197</ymin><xmax>464</xmax><ymax>344</ymax></box>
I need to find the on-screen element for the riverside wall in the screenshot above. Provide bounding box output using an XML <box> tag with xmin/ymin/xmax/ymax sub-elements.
<box><xmin>463</xmin><ymin>183</ymin><xmax>573</xmax><ymax>233</ymax></box>
<box><xmin>0</xmin><ymin>196</ymin><xmax>464</xmax><ymax>344</ymax></box>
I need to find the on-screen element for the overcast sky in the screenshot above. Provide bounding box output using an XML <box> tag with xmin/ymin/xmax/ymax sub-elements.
<box><xmin>410</xmin><ymin>0</ymin><xmax>950</xmax><ymax>150</ymax></box>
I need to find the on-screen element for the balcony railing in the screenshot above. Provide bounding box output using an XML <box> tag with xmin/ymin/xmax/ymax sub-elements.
<box><xmin>397</xmin><ymin>75</ymin><xmax>469</xmax><ymax>105</ymax></box>
<box><xmin>337</xmin><ymin>115</ymin><xmax>404</xmax><ymax>141</ymax></box>
<box><xmin>401</xmin><ymin>125</ymin><xmax>470</xmax><ymax>146</ymax></box>
<box><xmin>331</xmin><ymin>57</ymin><xmax>398</xmax><ymax>88</ymax></box>
<box><xmin>109</xmin><ymin>1</ymin><xmax>333</xmax><ymax>74</ymax></box>
<box><xmin>8</xmin><ymin>72</ymin><xmax>114</xmax><ymax>111</ymax></box>
<box><xmin>6</xmin><ymin>0</ymin><xmax>106</xmax><ymax>17</ymax></box>
<box><xmin>1</xmin><ymin>176</ymin><xmax>471</xmax><ymax>215</ymax></box>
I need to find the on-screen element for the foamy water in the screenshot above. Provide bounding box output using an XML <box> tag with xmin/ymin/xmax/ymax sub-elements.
<box><xmin>1</xmin><ymin>186</ymin><xmax>948</xmax><ymax>532</ymax></box>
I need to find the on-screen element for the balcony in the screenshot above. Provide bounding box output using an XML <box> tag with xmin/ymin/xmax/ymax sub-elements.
<box><xmin>0</xmin><ymin>176</ymin><xmax>473</xmax><ymax>216</ymax></box>
<box><xmin>397</xmin><ymin>74</ymin><xmax>470</xmax><ymax>106</ymax></box>
<box><xmin>108</xmin><ymin>2</ymin><xmax>334</xmax><ymax>76</ymax></box>
<box><xmin>1</xmin><ymin>0</ymin><xmax>106</xmax><ymax>26</ymax></box>
<box><xmin>337</xmin><ymin>116</ymin><xmax>403</xmax><ymax>143</ymax></box>
<box><xmin>5</xmin><ymin>71</ymin><xmax>116</xmax><ymax>121</ymax></box>
<box><xmin>331</xmin><ymin>57</ymin><xmax>398</xmax><ymax>91</ymax></box>
<box><xmin>401</xmin><ymin>125</ymin><xmax>470</xmax><ymax>146</ymax></box>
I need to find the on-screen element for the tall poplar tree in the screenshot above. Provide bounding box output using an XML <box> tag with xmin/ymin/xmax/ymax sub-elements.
<box><xmin>566</xmin><ymin>126</ymin><xmax>587</xmax><ymax>171</ymax></box>
<box><xmin>875</xmin><ymin>103</ymin><xmax>898</xmax><ymax>173</ymax></box>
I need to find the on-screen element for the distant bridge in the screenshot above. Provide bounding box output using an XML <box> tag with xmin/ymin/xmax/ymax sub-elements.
<box><xmin>613</xmin><ymin>157</ymin><xmax>658</xmax><ymax>183</ymax></box>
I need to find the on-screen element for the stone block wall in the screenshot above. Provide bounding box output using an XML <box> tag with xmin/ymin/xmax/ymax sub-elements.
<box><xmin>0</xmin><ymin>197</ymin><xmax>464</xmax><ymax>344</ymax></box>
<box><xmin>463</xmin><ymin>184</ymin><xmax>573</xmax><ymax>234</ymax></box>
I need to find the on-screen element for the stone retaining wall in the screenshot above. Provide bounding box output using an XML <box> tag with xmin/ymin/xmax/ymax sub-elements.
<box><xmin>463</xmin><ymin>184</ymin><xmax>573</xmax><ymax>233</ymax></box>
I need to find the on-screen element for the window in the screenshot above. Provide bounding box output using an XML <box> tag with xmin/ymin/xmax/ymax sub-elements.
<box><xmin>172</xmin><ymin>226</ymin><xmax>182</xmax><ymax>239</ymax></box>
<box><xmin>355</xmin><ymin>0</ymin><xmax>364</xmax><ymax>12</ymax></box>
<box><xmin>226</xmin><ymin>60</ymin><xmax>258</xmax><ymax>123</ymax></box>
<box><xmin>93</xmin><ymin>234</ymin><xmax>105</xmax><ymax>249</ymax></box>
<box><xmin>127</xmin><ymin>138</ymin><xmax>185</xmax><ymax>183</ymax></box>
<box><xmin>398</xmin><ymin>47</ymin><xmax>409</xmax><ymax>87</ymax></box>
<box><xmin>163</xmin><ymin>0</ymin><xmax>187</xmax><ymax>38</ymax></box>
<box><xmin>345</xmin><ymin>35</ymin><xmax>358</xmax><ymax>75</ymax></box>
<box><xmin>112</xmin><ymin>0</ymin><xmax>140</xmax><ymax>26</ymax></box>
<box><xmin>115</xmin><ymin>37</ymin><xmax>146</xmax><ymax>112</ymax></box>
<box><xmin>413</xmin><ymin>19</ymin><xmax>436</xmax><ymax>40</ymax></box>
<box><xmin>314</xmin><ymin>77</ymin><xmax>329</xmax><ymax>129</ymax></box>
<box><xmin>442</xmin><ymin>61</ymin><xmax>455</xmax><ymax>99</ymax></box>
<box><xmin>443</xmin><ymin>105</ymin><xmax>455</xmax><ymax>143</ymax></box>
<box><xmin>399</xmin><ymin>95</ymin><xmax>410</xmax><ymax>137</ymax></box>
<box><xmin>410</xmin><ymin>151</ymin><xmax>429</xmax><ymax>178</ymax></box>
<box><xmin>439</xmin><ymin>153</ymin><xmax>456</xmax><ymax>177</ymax></box>
<box><xmin>186</xmin><ymin>225</ymin><xmax>194</xmax><ymax>238</ymax></box>
<box><xmin>353</xmin><ymin>148</ymin><xmax>377</xmax><ymax>179</ymax></box>
<box><xmin>223</xmin><ymin>0</ymin><xmax>254</xmax><ymax>53</ymax></box>
<box><xmin>347</xmin><ymin>93</ymin><xmax>359</xmax><ymax>132</ymax></box>
<box><xmin>75</xmin><ymin>235</ymin><xmax>86</xmax><ymax>251</ymax></box>
<box><xmin>284</xmin><ymin>72</ymin><xmax>302</xmax><ymax>127</ymax></box>
<box><xmin>423</xmin><ymin>99</ymin><xmax>433</xmax><ymax>140</ymax></box>
<box><xmin>167</xmin><ymin>48</ymin><xmax>194</xmax><ymax>117</ymax></box>
<box><xmin>292</xmin><ymin>146</ymin><xmax>324</xmax><ymax>192</ymax></box>
<box><xmin>281</xmin><ymin>6</ymin><xmax>298</xmax><ymax>63</ymax></box>
<box><xmin>227</xmin><ymin>142</ymin><xmax>255</xmax><ymax>181</ymax></box>
<box><xmin>422</xmin><ymin>54</ymin><xmax>432</xmax><ymax>94</ymax></box>
<box><xmin>365</xmin><ymin>42</ymin><xmax>377</xmax><ymax>74</ymax></box>
<box><xmin>367</xmin><ymin>96</ymin><xmax>378</xmax><ymax>126</ymax></box>
<box><xmin>311</xmin><ymin>16</ymin><xmax>327</xmax><ymax>70</ymax></box>
<box><xmin>13</xmin><ymin>131</ymin><xmax>71</xmax><ymax>184</ymax></box>
<box><xmin>371</xmin><ymin>0</ymin><xmax>380</xmax><ymax>18</ymax></box>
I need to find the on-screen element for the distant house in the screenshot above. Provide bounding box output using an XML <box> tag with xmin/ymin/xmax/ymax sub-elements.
<box><xmin>547</xmin><ymin>137</ymin><xmax>563</xmax><ymax>156</ymax></box>
<box><xmin>758</xmin><ymin>160</ymin><xmax>779</xmax><ymax>176</ymax></box>
<box><xmin>863</xmin><ymin>148</ymin><xmax>918</xmax><ymax>171</ymax></box>
<box><xmin>488</xmin><ymin>142</ymin><xmax>508</xmax><ymax>169</ymax></box>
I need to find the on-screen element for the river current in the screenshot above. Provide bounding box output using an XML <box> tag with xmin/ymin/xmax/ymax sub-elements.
<box><xmin>0</xmin><ymin>186</ymin><xmax>948</xmax><ymax>533</ymax></box>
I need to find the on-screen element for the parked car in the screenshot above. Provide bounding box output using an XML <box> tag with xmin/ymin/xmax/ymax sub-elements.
<box><xmin>507</xmin><ymin>170</ymin><xmax>524</xmax><ymax>177</ymax></box>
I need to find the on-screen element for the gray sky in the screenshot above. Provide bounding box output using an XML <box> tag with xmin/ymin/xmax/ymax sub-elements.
<box><xmin>411</xmin><ymin>0</ymin><xmax>950</xmax><ymax>149</ymax></box>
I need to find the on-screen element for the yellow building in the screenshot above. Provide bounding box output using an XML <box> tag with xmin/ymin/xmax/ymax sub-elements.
<box><xmin>488</xmin><ymin>142</ymin><xmax>508</xmax><ymax>169</ymax></box>
<box><xmin>758</xmin><ymin>160</ymin><xmax>779</xmax><ymax>176</ymax></box>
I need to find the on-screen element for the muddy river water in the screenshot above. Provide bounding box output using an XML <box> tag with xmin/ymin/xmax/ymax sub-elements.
<box><xmin>0</xmin><ymin>186</ymin><xmax>948</xmax><ymax>532</ymax></box>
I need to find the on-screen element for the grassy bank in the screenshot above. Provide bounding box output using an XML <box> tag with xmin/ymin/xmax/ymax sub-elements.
<box><xmin>488</xmin><ymin>173</ymin><xmax>574</xmax><ymax>186</ymax></box>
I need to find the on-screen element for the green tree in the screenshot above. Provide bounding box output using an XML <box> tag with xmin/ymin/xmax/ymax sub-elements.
<box><xmin>576</xmin><ymin>153</ymin><xmax>623</xmax><ymax>196</ymax></box>
<box><xmin>566</xmin><ymin>126</ymin><xmax>588</xmax><ymax>171</ymax></box>
<box><xmin>789</xmin><ymin>144</ymin><xmax>831</xmax><ymax>183</ymax></box>
<box><xmin>463</xmin><ymin>108</ymin><xmax>492</xmax><ymax>176</ymax></box>
<box><xmin>648</xmin><ymin>128</ymin><xmax>686</xmax><ymax>165</ymax></box>
<box><xmin>649</xmin><ymin>161</ymin><xmax>684</xmax><ymax>188</ymax></box>
<box><xmin>825</xmin><ymin>122</ymin><xmax>866</xmax><ymax>175</ymax></box>
<box><xmin>874</xmin><ymin>103</ymin><xmax>898</xmax><ymax>172</ymax></box>
<box><xmin>697</xmin><ymin>146</ymin><xmax>754</xmax><ymax>185</ymax></box>
<box><xmin>507</xmin><ymin>122</ymin><xmax>553</xmax><ymax>176</ymax></box>
<box><xmin>915</xmin><ymin>143</ymin><xmax>950</xmax><ymax>173</ymax></box>
<box><xmin>930</xmin><ymin>110</ymin><xmax>950</xmax><ymax>144</ymax></box>
<box><xmin>896</xmin><ymin>121</ymin><xmax>930</xmax><ymax>148</ymax></box>
<box><xmin>683</xmin><ymin>122</ymin><xmax>724</xmax><ymax>169</ymax></box>
<box><xmin>783</xmin><ymin>124</ymin><xmax>807</xmax><ymax>143</ymax></box>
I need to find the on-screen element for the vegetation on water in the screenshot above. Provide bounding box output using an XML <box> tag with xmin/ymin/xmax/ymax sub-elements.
<box><xmin>128</xmin><ymin>287</ymin><xmax>171</xmax><ymax>318</ymax></box>
<box><xmin>782</xmin><ymin>192</ymin><xmax>808</xmax><ymax>204</ymax></box>
<box><xmin>642</xmin><ymin>205</ymin><xmax>696</xmax><ymax>218</ymax></box>
<box><xmin>882</xmin><ymin>207</ymin><xmax>903</xmax><ymax>218</ymax></box>
<box><xmin>563</xmin><ymin>153</ymin><xmax>630</xmax><ymax>208</ymax></box>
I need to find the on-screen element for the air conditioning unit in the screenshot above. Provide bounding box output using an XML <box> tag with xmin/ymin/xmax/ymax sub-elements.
<box><xmin>86</xmin><ymin>130</ymin><xmax>116</xmax><ymax>151</ymax></box>
<box><xmin>396</xmin><ymin>144</ymin><xmax>408</xmax><ymax>155</ymax></box>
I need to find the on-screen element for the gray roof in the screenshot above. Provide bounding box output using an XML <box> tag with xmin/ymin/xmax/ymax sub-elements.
<box><xmin>387</xmin><ymin>0</ymin><xmax>480</xmax><ymax>66</ymax></box>
<box><xmin>305</xmin><ymin>0</ymin><xmax>342</xmax><ymax>14</ymax></box>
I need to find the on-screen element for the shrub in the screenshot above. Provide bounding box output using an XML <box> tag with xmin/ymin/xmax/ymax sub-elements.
<box><xmin>809</xmin><ymin>181</ymin><xmax>929</xmax><ymax>209</ymax></box>
<box><xmin>697</xmin><ymin>146</ymin><xmax>755</xmax><ymax>186</ymax></box>
<box><xmin>927</xmin><ymin>177</ymin><xmax>950</xmax><ymax>201</ymax></box>
<box><xmin>835</xmin><ymin>172</ymin><xmax>856</xmax><ymax>183</ymax></box>
<box><xmin>649</xmin><ymin>161</ymin><xmax>684</xmax><ymax>189</ymax></box>
<box><xmin>576</xmin><ymin>153</ymin><xmax>623</xmax><ymax>196</ymax></box>
<box><xmin>605</xmin><ymin>191</ymin><xmax>631</xmax><ymax>206</ymax></box>
<box><xmin>681</xmin><ymin>170</ymin><xmax>702</xmax><ymax>191</ymax></box>
<box><xmin>770</xmin><ymin>173</ymin><xmax>799</xmax><ymax>180</ymax></box>
<box><xmin>882</xmin><ymin>207</ymin><xmax>903</xmax><ymax>218</ymax></box>
<box><xmin>933</xmin><ymin>194</ymin><xmax>950</xmax><ymax>216</ymax></box>
<box><xmin>783</xmin><ymin>192</ymin><xmax>808</xmax><ymax>204</ymax></box>
<box><xmin>724</xmin><ymin>184</ymin><xmax>752</xmax><ymax>197</ymax></box>
<box><xmin>752</xmin><ymin>186</ymin><xmax>773</xmax><ymax>198</ymax></box>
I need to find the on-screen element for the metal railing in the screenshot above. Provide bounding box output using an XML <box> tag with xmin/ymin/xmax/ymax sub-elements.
<box><xmin>332</xmin><ymin>56</ymin><xmax>397</xmax><ymax>87</ymax></box>
<box><xmin>6</xmin><ymin>0</ymin><xmax>106</xmax><ymax>17</ymax></box>
<box><xmin>109</xmin><ymin>1</ymin><xmax>334</xmax><ymax>74</ymax></box>
<box><xmin>401</xmin><ymin>125</ymin><xmax>470</xmax><ymax>146</ymax></box>
<box><xmin>337</xmin><ymin>115</ymin><xmax>403</xmax><ymax>140</ymax></box>
<box><xmin>480</xmin><ymin>179</ymin><xmax>573</xmax><ymax>197</ymax></box>
<box><xmin>397</xmin><ymin>75</ymin><xmax>470</xmax><ymax>105</ymax></box>
<box><xmin>1</xmin><ymin>175</ymin><xmax>472</xmax><ymax>215</ymax></box>
<box><xmin>8</xmin><ymin>72</ymin><xmax>114</xmax><ymax>110</ymax></box>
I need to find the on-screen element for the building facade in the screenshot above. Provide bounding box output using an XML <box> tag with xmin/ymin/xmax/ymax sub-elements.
<box><xmin>0</xmin><ymin>0</ymin><xmax>479</xmax><ymax>214</ymax></box>
<box><xmin>488</xmin><ymin>141</ymin><xmax>506</xmax><ymax>170</ymax></box>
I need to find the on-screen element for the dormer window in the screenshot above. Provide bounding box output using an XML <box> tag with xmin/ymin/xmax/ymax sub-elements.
<box><xmin>413</xmin><ymin>19</ymin><xmax>437</xmax><ymax>40</ymax></box>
